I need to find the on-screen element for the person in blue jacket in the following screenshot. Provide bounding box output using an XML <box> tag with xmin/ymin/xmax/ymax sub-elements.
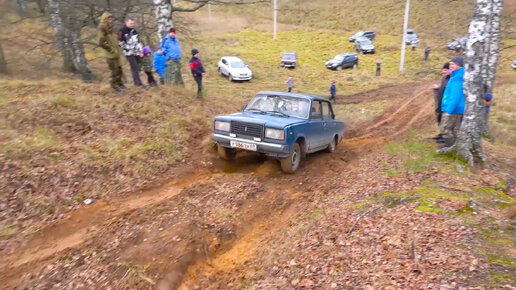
<box><xmin>329</xmin><ymin>80</ymin><xmax>336</xmax><ymax>103</ymax></box>
<box><xmin>439</xmin><ymin>56</ymin><xmax>465</xmax><ymax>147</ymax></box>
<box><xmin>153</xmin><ymin>47</ymin><xmax>166</xmax><ymax>85</ymax></box>
<box><xmin>160</xmin><ymin>28</ymin><xmax>183</xmax><ymax>86</ymax></box>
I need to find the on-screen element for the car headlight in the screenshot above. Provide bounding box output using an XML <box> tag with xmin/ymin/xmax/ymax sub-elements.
<box><xmin>265</xmin><ymin>128</ymin><xmax>285</xmax><ymax>140</ymax></box>
<box><xmin>215</xmin><ymin>120</ymin><xmax>230</xmax><ymax>132</ymax></box>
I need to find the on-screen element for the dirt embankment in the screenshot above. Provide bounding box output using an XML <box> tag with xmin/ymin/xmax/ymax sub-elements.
<box><xmin>0</xmin><ymin>81</ymin><xmax>442</xmax><ymax>289</ymax></box>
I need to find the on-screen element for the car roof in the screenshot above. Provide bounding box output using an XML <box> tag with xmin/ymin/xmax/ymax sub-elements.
<box><xmin>256</xmin><ymin>91</ymin><xmax>329</xmax><ymax>102</ymax></box>
<box><xmin>356</xmin><ymin>36</ymin><xmax>371</xmax><ymax>41</ymax></box>
<box><xmin>337</xmin><ymin>52</ymin><xmax>357</xmax><ymax>57</ymax></box>
<box><xmin>221</xmin><ymin>56</ymin><xmax>243</xmax><ymax>62</ymax></box>
<box><xmin>282</xmin><ymin>52</ymin><xmax>296</xmax><ymax>55</ymax></box>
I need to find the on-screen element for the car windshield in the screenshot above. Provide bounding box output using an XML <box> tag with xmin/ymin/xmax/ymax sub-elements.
<box><xmin>230</xmin><ymin>61</ymin><xmax>246</xmax><ymax>68</ymax></box>
<box><xmin>353</xmin><ymin>31</ymin><xmax>364</xmax><ymax>37</ymax></box>
<box><xmin>282</xmin><ymin>54</ymin><xmax>296</xmax><ymax>60</ymax></box>
<box><xmin>246</xmin><ymin>94</ymin><xmax>310</xmax><ymax>119</ymax></box>
<box><xmin>332</xmin><ymin>55</ymin><xmax>344</xmax><ymax>62</ymax></box>
<box><xmin>357</xmin><ymin>38</ymin><xmax>372</xmax><ymax>45</ymax></box>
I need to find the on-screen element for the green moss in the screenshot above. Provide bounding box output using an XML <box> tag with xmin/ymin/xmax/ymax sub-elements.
<box><xmin>415</xmin><ymin>198</ymin><xmax>445</xmax><ymax>213</ymax></box>
<box><xmin>490</xmin><ymin>271</ymin><xmax>516</xmax><ymax>284</ymax></box>
<box><xmin>486</xmin><ymin>255</ymin><xmax>516</xmax><ymax>266</ymax></box>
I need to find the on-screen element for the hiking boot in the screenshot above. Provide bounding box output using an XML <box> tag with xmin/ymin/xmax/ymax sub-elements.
<box><xmin>114</xmin><ymin>87</ymin><xmax>124</xmax><ymax>94</ymax></box>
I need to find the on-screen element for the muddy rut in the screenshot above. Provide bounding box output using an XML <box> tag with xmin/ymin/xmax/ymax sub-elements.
<box><xmin>0</xmin><ymin>82</ymin><xmax>435</xmax><ymax>289</ymax></box>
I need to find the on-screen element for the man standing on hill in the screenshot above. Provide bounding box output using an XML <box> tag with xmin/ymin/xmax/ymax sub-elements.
<box><xmin>329</xmin><ymin>80</ymin><xmax>336</xmax><ymax>104</ymax></box>
<box><xmin>118</xmin><ymin>18</ymin><xmax>145</xmax><ymax>88</ymax></box>
<box><xmin>439</xmin><ymin>56</ymin><xmax>465</xmax><ymax>149</ymax></box>
<box><xmin>161</xmin><ymin>28</ymin><xmax>184</xmax><ymax>86</ymax></box>
<box><xmin>432</xmin><ymin>62</ymin><xmax>451</xmax><ymax>142</ymax></box>
<box><xmin>189</xmin><ymin>49</ymin><xmax>205</xmax><ymax>99</ymax></box>
<box><xmin>286</xmin><ymin>76</ymin><xmax>294</xmax><ymax>92</ymax></box>
<box><xmin>424</xmin><ymin>46</ymin><xmax>431</xmax><ymax>61</ymax></box>
<box><xmin>97</xmin><ymin>12</ymin><xmax>124</xmax><ymax>93</ymax></box>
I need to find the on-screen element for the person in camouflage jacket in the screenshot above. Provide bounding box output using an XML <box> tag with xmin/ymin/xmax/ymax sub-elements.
<box><xmin>140</xmin><ymin>46</ymin><xmax>157</xmax><ymax>87</ymax></box>
<box><xmin>97</xmin><ymin>12</ymin><xmax>124</xmax><ymax>93</ymax></box>
<box><xmin>118</xmin><ymin>18</ymin><xmax>144</xmax><ymax>88</ymax></box>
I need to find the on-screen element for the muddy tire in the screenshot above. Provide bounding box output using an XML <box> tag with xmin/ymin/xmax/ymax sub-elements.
<box><xmin>217</xmin><ymin>144</ymin><xmax>236</xmax><ymax>160</ymax></box>
<box><xmin>218</xmin><ymin>67</ymin><xmax>222</xmax><ymax>75</ymax></box>
<box><xmin>327</xmin><ymin>136</ymin><xmax>337</xmax><ymax>153</ymax></box>
<box><xmin>280</xmin><ymin>142</ymin><xmax>301</xmax><ymax>173</ymax></box>
<box><xmin>228</xmin><ymin>74</ymin><xmax>233</xmax><ymax>81</ymax></box>
<box><xmin>336</xmin><ymin>66</ymin><xmax>343</xmax><ymax>71</ymax></box>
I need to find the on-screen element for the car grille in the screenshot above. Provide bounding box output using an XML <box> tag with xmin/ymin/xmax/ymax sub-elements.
<box><xmin>231</xmin><ymin>122</ymin><xmax>263</xmax><ymax>139</ymax></box>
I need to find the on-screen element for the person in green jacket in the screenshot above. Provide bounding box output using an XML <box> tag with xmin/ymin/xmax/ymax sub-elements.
<box><xmin>97</xmin><ymin>12</ymin><xmax>124</xmax><ymax>93</ymax></box>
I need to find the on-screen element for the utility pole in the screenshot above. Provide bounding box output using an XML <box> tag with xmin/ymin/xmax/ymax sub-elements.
<box><xmin>273</xmin><ymin>0</ymin><xmax>277</xmax><ymax>40</ymax></box>
<box><xmin>208</xmin><ymin>1</ymin><xmax>212</xmax><ymax>20</ymax></box>
<box><xmin>399</xmin><ymin>0</ymin><xmax>410</xmax><ymax>72</ymax></box>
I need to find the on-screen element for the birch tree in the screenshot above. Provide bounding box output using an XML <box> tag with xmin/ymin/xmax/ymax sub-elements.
<box><xmin>153</xmin><ymin>0</ymin><xmax>208</xmax><ymax>42</ymax></box>
<box><xmin>455</xmin><ymin>0</ymin><xmax>503</xmax><ymax>168</ymax></box>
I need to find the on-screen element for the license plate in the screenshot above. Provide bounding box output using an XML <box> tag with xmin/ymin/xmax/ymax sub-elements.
<box><xmin>230</xmin><ymin>141</ymin><xmax>257</xmax><ymax>151</ymax></box>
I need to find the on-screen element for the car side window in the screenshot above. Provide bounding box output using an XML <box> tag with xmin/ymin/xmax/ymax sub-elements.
<box><xmin>222</xmin><ymin>59</ymin><xmax>227</xmax><ymax>65</ymax></box>
<box><xmin>310</xmin><ymin>101</ymin><xmax>323</xmax><ymax>120</ymax></box>
<box><xmin>321</xmin><ymin>102</ymin><xmax>333</xmax><ymax>120</ymax></box>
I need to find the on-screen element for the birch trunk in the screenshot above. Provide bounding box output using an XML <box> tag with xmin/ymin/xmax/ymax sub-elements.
<box><xmin>154</xmin><ymin>0</ymin><xmax>174</xmax><ymax>43</ymax></box>
<box><xmin>48</xmin><ymin>0</ymin><xmax>76</xmax><ymax>73</ymax></box>
<box><xmin>0</xmin><ymin>41</ymin><xmax>7</xmax><ymax>74</ymax></box>
<box><xmin>70</xmin><ymin>28</ymin><xmax>93</xmax><ymax>81</ymax></box>
<box><xmin>15</xmin><ymin>0</ymin><xmax>27</xmax><ymax>17</ymax></box>
<box><xmin>456</xmin><ymin>0</ymin><xmax>503</xmax><ymax>168</ymax></box>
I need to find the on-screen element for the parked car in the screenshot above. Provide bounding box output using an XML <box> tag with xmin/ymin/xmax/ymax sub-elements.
<box><xmin>447</xmin><ymin>37</ymin><xmax>467</xmax><ymax>51</ymax></box>
<box><xmin>405</xmin><ymin>29</ymin><xmax>419</xmax><ymax>45</ymax></box>
<box><xmin>280</xmin><ymin>52</ymin><xmax>297</xmax><ymax>68</ymax></box>
<box><xmin>512</xmin><ymin>60</ymin><xmax>516</xmax><ymax>70</ymax></box>
<box><xmin>212</xmin><ymin>91</ymin><xmax>345</xmax><ymax>173</ymax></box>
<box><xmin>349</xmin><ymin>30</ymin><xmax>376</xmax><ymax>42</ymax></box>
<box><xmin>325</xmin><ymin>53</ymin><xmax>358</xmax><ymax>70</ymax></box>
<box><xmin>355</xmin><ymin>37</ymin><xmax>376</xmax><ymax>54</ymax></box>
<box><xmin>218</xmin><ymin>56</ymin><xmax>253</xmax><ymax>81</ymax></box>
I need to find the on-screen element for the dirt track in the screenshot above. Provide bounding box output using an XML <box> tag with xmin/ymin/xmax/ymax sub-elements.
<box><xmin>0</xmin><ymin>82</ymin><xmax>436</xmax><ymax>289</ymax></box>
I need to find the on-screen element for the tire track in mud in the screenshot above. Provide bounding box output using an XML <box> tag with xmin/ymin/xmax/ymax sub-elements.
<box><xmin>0</xmin><ymin>82</ymin><xmax>434</xmax><ymax>289</ymax></box>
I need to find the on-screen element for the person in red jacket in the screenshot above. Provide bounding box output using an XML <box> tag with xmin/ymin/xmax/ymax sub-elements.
<box><xmin>189</xmin><ymin>49</ymin><xmax>206</xmax><ymax>99</ymax></box>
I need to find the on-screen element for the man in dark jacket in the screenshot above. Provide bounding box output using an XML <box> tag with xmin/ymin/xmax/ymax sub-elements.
<box><xmin>189</xmin><ymin>49</ymin><xmax>205</xmax><ymax>99</ymax></box>
<box><xmin>118</xmin><ymin>18</ymin><xmax>145</xmax><ymax>88</ymax></box>
<box><xmin>432</xmin><ymin>62</ymin><xmax>451</xmax><ymax>141</ymax></box>
<box><xmin>329</xmin><ymin>80</ymin><xmax>336</xmax><ymax>103</ymax></box>
<box><xmin>97</xmin><ymin>12</ymin><xmax>124</xmax><ymax>93</ymax></box>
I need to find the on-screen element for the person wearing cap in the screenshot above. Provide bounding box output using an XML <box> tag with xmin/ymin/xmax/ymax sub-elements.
<box><xmin>97</xmin><ymin>12</ymin><xmax>124</xmax><ymax>93</ymax></box>
<box><xmin>140</xmin><ymin>46</ymin><xmax>158</xmax><ymax>87</ymax></box>
<box><xmin>153</xmin><ymin>47</ymin><xmax>166</xmax><ymax>85</ymax></box>
<box><xmin>160</xmin><ymin>28</ymin><xmax>184</xmax><ymax>86</ymax></box>
<box><xmin>439</xmin><ymin>56</ymin><xmax>465</xmax><ymax>148</ymax></box>
<box><xmin>431</xmin><ymin>62</ymin><xmax>451</xmax><ymax>141</ymax></box>
<box><xmin>118</xmin><ymin>18</ymin><xmax>145</xmax><ymax>88</ymax></box>
<box><xmin>189</xmin><ymin>49</ymin><xmax>205</xmax><ymax>99</ymax></box>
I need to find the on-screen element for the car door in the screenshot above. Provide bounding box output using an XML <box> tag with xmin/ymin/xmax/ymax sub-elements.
<box><xmin>307</xmin><ymin>100</ymin><xmax>326</xmax><ymax>151</ymax></box>
<box><xmin>321</xmin><ymin>101</ymin><xmax>336</xmax><ymax>145</ymax></box>
<box><xmin>221</xmin><ymin>59</ymin><xmax>229</xmax><ymax>75</ymax></box>
<box><xmin>343</xmin><ymin>55</ymin><xmax>353</xmax><ymax>68</ymax></box>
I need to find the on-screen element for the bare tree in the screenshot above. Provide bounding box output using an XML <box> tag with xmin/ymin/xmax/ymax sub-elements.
<box><xmin>0</xmin><ymin>40</ymin><xmax>7</xmax><ymax>74</ymax></box>
<box><xmin>452</xmin><ymin>0</ymin><xmax>503</xmax><ymax>168</ymax></box>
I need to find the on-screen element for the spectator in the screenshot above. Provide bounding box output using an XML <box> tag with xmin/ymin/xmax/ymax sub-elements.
<box><xmin>329</xmin><ymin>80</ymin><xmax>336</xmax><ymax>104</ymax></box>
<box><xmin>97</xmin><ymin>12</ymin><xmax>124</xmax><ymax>93</ymax></box>
<box><xmin>485</xmin><ymin>92</ymin><xmax>493</xmax><ymax>119</ymax></box>
<box><xmin>161</xmin><ymin>28</ymin><xmax>184</xmax><ymax>86</ymax></box>
<box><xmin>286</xmin><ymin>76</ymin><xmax>294</xmax><ymax>92</ymax></box>
<box><xmin>424</xmin><ymin>46</ymin><xmax>431</xmax><ymax>61</ymax></box>
<box><xmin>153</xmin><ymin>47</ymin><xmax>166</xmax><ymax>85</ymax></box>
<box><xmin>432</xmin><ymin>62</ymin><xmax>451</xmax><ymax>142</ymax></box>
<box><xmin>376</xmin><ymin>59</ymin><xmax>382</xmax><ymax>76</ymax></box>
<box><xmin>188</xmin><ymin>49</ymin><xmax>205</xmax><ymax>99</ymax></box>
<box><xmin>118</xmin><ymin>18</ymin><xmax>145</xmax><ymax>88</ymax></box>
<box><xmin>439</xmin><ymin>56</ymin><xmax>465</xmax><ymax>149</ymax></box>
<box><xmin>140</xmin><ymin>46</ymin><xmax>158</xmax><ymax>87</ymax></box>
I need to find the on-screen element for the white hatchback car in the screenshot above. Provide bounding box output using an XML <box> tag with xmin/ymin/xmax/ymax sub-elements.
<box><xmin>218</xmin><ymin>56</ymin><xmax>253</xmax><ymax>81</ymax></box>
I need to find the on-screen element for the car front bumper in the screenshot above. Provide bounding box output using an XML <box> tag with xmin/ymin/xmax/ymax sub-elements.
<box><xmin>231</xmin><ymin>75</ymin><xmax>252</xmax><ymax>80</ymax></box>
<box><xmin>212</xmin><ymin>133</ymin><xmax>290</xmax><ymax>157</ymax></box>
<box><xmin>281</xmin><ymin>62</ymin><xmax>296</xmax><ymax>67</ymax></box>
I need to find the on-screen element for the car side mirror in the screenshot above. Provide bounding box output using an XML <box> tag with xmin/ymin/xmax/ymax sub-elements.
<box><xmin>242</xmin><ymin>104</ymin><xmax>247</xmax><ymax>111</ymax></box>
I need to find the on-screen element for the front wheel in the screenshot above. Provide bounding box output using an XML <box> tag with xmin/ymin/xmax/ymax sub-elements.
<box><xmin>217</xmin><ymin>144</ymin><xmax>236</xmax><ymax>161</ymax></box>
<box><xmin>228</xmin><ymin>74</ymin><xmax>233</xmax><ymax>81</ymax></box>
<box><xmin>336</xmin><ymin>66</ymin><xmax>343</xmax><ymax>71</ymax></box>
<box><xmin>218</xmin><ymin>67</ymin><xmax>223</xmax><ymax>75</ymax></box>
<box><xmin>280</xmin><ymin>143</ymin><xmax>302</xmax><ymax>173</ymax></box>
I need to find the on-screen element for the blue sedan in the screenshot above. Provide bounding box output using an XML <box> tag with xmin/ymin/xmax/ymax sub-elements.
<box><xmin>212</xmin><ymin>91</ymin><xmax>346</xmax><ymax>173</ymax></box>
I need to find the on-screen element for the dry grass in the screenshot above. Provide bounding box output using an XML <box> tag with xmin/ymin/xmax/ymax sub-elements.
<box><xmin>491</xmin><ymin>83</ymin><xmax>516</xmax><ymax>146</ymax></box>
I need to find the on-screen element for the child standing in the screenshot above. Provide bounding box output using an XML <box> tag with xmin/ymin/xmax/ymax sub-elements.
<box><xmin>286</xmin><ymin>76</ymin><xmax>294</xmax><ymax>92</ymax></box>
<box><xmin>153</xmin><ymin>47</ymin><xmax>166</xmax><ymax>85</ymax></box>
<box><xmin>329</xmin><ymin>80</ymin><xmax>336</xmax><ymax>103</ymax></box>
<box><xmin>140</xmin><ymin>46</ymin><xmax>157</xmax><ymax>87</ymax></box>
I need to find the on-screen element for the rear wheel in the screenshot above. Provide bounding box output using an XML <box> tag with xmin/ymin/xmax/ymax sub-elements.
<box><xmin>218</xmin><ymin>67</ymin><xmax>222</xmax><ymax>75</ymax></box>
<box><xmin>280</xmin><ymin>143</ymin><xmax>302</xmax><ymax>173</ymax></box>
<box><xmin>326</xmin><ymin>137</ymin><xmax>337</xmax><ymax>153</ymax></box>
<box><xmin>217</xmin><ymin>144</ymin><xmax>236</xmax><ymax>161</ymax></box>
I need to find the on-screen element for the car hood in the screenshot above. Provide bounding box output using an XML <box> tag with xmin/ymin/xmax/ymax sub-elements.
<box><xmin>361</xmin><ymin>44</ymin><xmax>375</xmax><ymax>49</ymax></box>
<box><xmin>215</xmin><ymin>111</ymin><xmax>306</xmax><ymax>128</ymax></box>
<box><xmin>281</xmin><ymin>59</ymin><xmax>296</xmax><ymax>62</ymax></box>
<box><xmin>228</xmin><ymin>67</ymin><xmax>252</xmax><ymax>75</ymax></box>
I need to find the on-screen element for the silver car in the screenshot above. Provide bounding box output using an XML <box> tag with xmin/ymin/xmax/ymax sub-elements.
<box><xmin>355</xmin><ymin>37</ymin><xmax>376</xmax><ymax>54</ymax></box>
<box><xmin>405</xmin><ymin>29</ymin><xmax>419</xmax><ymax>45</ymax></box>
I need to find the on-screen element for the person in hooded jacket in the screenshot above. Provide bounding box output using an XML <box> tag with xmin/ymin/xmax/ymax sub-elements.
<box><xmin>97</xmin><ymin>12</ymin><xmax>124</xmax><ymax>93</ymax></box>
<box><xmin>161</xmin><ymin>28</ymin><xmax>184</xmax><ymax>86</ymax></box>
<box><xmin>439</xmin><ymin>56</ymin><xmax>465</xmax><ymax>148</ymax></box>
<box><xmin>118</xmin><ymin>18</ymin><xmax>145</xmax><ymax>88</ymax></box>
<box><xmin>189</xmin><ymin>49</ymin><xmax>205</xmax><ymax>99</ymax></box>
<box><xmin>153</xmin><ymin>47</ymin><xmax>166</xmax><ymax>85</ymax></box>
<box><xmin>432</xmin><ymin>62</ymin><xmax>451</xmax><ymax>142</ymax></box>
<box><xmin>140</xmin><ymin>46</ymin><xmax>157</xmax><ymax>87</ymax></box>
